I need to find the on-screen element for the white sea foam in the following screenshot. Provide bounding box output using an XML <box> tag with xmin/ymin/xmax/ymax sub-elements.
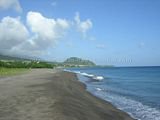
<box><xmin>74</xmin><ymin>71</ymin><xmax>81</xmax><ymax>74</ymax></box>
<box><xmin>86</xmin><ymin>74</ymin><xmax>94</xmax><ymax>77</ymax></box>
<box><xmin>96</xmin><ymin>87</ymin><xmax>102</xmax><ymax>91</ymax></box>
<box><xmin>81</xmin><ymin>72</ymin><xmax>89</xmax><ymax>76</ymax></box>
<box><xmin>92</xmin><ymin>76</ymin><xmax>104</xmax><ymax>81</ymax></box>
<box><xmin>80</xmin><ymin>72</ymin><xmax>94</xmax><ymax>77</ymax></box>
<box><xmin>93</xmin><ymin>90</ymin><xmax>160</xmax><ymax>120</ymax></box>
<box><xmin>63</xmin><ymin>69</ymin><xmax>72</xmax><ymax>72</ymax></box>
<box><xmin>76</xmin><ymin>72</ymin><xmax>104</xmax><ymax>81</ymax></box>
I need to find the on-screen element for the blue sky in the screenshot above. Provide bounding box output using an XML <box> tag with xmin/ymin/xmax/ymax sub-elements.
<box><xmin>0</xmin><ymin>0</ymin><xmax>160</xmax><ymax>66</ymax></box>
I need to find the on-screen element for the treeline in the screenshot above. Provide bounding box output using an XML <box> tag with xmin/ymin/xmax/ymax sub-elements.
<box><xmin>0</xmin><ymin>61</ymin><xmax>55</xmax><ymax>68</ymax></box>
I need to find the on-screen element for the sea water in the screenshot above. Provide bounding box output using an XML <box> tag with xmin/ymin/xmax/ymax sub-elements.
<box><xmin>66</xmin><ymin>67</ymin><xmax>160</xmax><ymax>120</ymax></box>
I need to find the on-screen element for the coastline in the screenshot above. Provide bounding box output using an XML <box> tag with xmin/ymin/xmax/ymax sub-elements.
<box><xmin>63</xmin><ymin>71</ymin><xmax>134</xmax><ymax>120</ymax></box>
<box><xmin>0</xmin><ymin>69</ymin><xmax>134</xmax><ymax>120</ymax></box>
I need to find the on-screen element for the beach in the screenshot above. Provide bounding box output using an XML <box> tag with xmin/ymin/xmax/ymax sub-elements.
<box><xmin>0</xmin><ymin>69</ymin><xmax>133</xmax><ymax>120</ymax></box>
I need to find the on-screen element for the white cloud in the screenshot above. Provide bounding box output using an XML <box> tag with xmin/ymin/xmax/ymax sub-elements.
<box><xmin>0</xmin><ymin>11</ymin><xmax>70</xmax><ymax>56</ymax></box>
<box><xmin>0</xmin><ymin>11</ymin><xmax>95</xmax><ymax>57</ymax></box>
<box><xmin>0</xmin><ymin>16</ymin><xmax>29</xmax><ymax>54</ymax></box>
<box><xmin>74</xmin><ymin>12</ymin><xmax>92</xmax><ymax>38</ymax></box>
<box><xmin>26</xmin><ymin>11</ymin><xmax>70</xmax><ymax>50</ymax></box>
<box><xmin>0</xmin><ymin>0</ymin><xmax>22</xmax><ymax>13</ymax></box>
<box><xmin>57</xmin><ymin>18</ymin><xmax>70</xmax><ymax>29</ymax></box>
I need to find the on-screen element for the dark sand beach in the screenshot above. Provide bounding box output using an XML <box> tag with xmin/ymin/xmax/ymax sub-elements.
<box><xmin>0</xmin><ymin>69</ymin><xmax>134</xmax><ymax>120</ymax></box>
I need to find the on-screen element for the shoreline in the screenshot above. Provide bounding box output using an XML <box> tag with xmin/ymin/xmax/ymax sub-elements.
<box><xmin>65</xmin><ymin>71</ymin><xmax>135</xmax><ymax>120</ymax></box>
<box><xmin>71</xmin><ymin>70</ymin><xmax>136</xmax><ymax>119</ymax></box>
<box><xmin>0</xmin><ymin>69</ymin><xmax>134</xmax><ymax>120</ymax></box>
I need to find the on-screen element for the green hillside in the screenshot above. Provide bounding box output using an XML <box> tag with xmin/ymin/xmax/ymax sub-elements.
<box><xmin>64</xmin><ymin>57</ymin><xmax>96</xmax><ymax>66</ymax></box>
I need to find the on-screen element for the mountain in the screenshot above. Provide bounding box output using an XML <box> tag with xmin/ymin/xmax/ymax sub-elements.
<box><xmin>0</xmin><ymin>55</ymin><xmax>96</xmax><ymax>67</ymax></box>
<box><xmin>64</xmin><ymin>57</ymin><xmax>96</xmax><ymax>66</ymax></box>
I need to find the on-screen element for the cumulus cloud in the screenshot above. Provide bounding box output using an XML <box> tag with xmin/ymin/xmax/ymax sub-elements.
<box><xmin>26</xmin><ymin>11</ymin><xmax>69</xmax><ymax>50</ymax></box>
<box><xmin>0</xmin><ymin>11</ymin><xmax>70</xmax><ymax>56</ymax></box>
<box><xmin>0</xmin><ymin>0</ymin><xmax>22</xmax><ymax>13</ymax></box>
<box><xmin>0</xmin><ymin>16</ymin><xmax>29</xmax><ymax>54</ymax></box>
<box><xmin>74</xmin><ymin>12</ymin><xmax>92</xmax><ymax>38</ymax></box>
<box><xmin>0</xmin><ymin>11</ymin><xmax>94</xmax><ymax>57</ymax></box>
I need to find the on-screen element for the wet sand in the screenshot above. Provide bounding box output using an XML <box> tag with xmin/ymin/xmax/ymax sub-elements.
<box><xmin>0</xmin><ymin>69</ymin><xmax>134</xmax><ymax>120</ymax></box>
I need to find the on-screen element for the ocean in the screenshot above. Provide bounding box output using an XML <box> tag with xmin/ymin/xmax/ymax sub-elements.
<box><xmin>66</xmin><ymin>67</ymin><xmax>160</xmax><ymax>120</ymax></box>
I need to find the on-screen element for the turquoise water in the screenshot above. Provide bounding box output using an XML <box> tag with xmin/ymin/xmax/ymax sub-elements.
<box><xmin>67</xmin><ymin>67</ymin><xmax>160</xmax><ymax>120</ymax></box>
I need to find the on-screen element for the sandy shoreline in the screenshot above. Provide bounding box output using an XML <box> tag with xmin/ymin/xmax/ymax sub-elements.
<box><xmin>0</xmin><ymin>69</ymin><xmax>134</xmax><ymax>120</ymax></box>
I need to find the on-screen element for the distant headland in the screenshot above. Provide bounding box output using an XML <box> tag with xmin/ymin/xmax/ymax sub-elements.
<box><xmin>0</xmin><ymin>54</ymin><xmax>114</xmax><ymax>68</ymax></box>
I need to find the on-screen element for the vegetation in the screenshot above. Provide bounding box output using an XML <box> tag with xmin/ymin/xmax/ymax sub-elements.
<box><xmin>0</xmin><ymin>68</ymin><xmax>29</xmax><ymax>76</ymax></box>
<box><xmin>0</xmin><ymin>54</ymin><xmax>115</xmax><ymax>70</ymax></box>
<box><xmin>63</xmin><ymin>57</ymin><xmax>96</xmax><ymax>66</ymax></box>
<box><xmin>0</xmin><ymin>54</ymin><xmax>97</xmax><ymax>69</ymax></box>
<box><xmin>0</xmin><ymin>61</ymin><xmax>55</xmax><ymax>68</ymax></box>
<box><xmin>0</xmin><ymin>55</ymin><xmax>55</xmax><ymax>76</ymax></box>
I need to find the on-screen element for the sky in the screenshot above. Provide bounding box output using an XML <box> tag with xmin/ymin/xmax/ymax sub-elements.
<box><xmin>0</xmin><ymin>0</ymin><xmax>160</xmax><ymax>66</ymax></box>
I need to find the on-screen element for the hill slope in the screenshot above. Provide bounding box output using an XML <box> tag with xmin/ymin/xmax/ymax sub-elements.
<box><xmin>64</xmin><ymin>57</ymin><xmax>96</xmax><ymax>66</ymax></box>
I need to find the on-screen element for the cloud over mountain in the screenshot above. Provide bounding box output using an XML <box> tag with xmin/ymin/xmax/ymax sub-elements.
<box><xmin>0</xmin><ymin>11</ymin><xmax>70</xmax><ymax>56</ymax></box>
<box><xmin>0</xmin><ymin>11</ymin><xmax>93</xmax><ymax>57</ymax></box>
